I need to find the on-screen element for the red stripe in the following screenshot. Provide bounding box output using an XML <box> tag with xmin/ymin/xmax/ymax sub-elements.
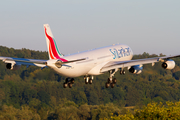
<box><xmin>45</xmin><ymin>27</ymin><xmax>68</xmax><ymax>62</ymax></box>
<box><xmin>49</xmin><ymin>44</ymin><xmax>55</xmax><ymax>59</ymax></box>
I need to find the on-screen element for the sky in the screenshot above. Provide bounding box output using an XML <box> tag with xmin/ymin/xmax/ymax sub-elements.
<box><xmin>0</xmin><ymin>0</ymin><xmax>180</xmax><ymax>56</ymax></box>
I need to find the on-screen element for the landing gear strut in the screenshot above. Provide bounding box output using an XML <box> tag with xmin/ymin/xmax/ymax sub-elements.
<box><xmin>84</xmin><ymin>76</ymin><xmax>93</xmax><ymax>84</ymax></box>
<box><xmin>105</xmin><ymin>69</ymin><xmax>118</xmax><ymax>88</ymax></box>
<box><xmin>63</xmin><ymin>78</ymin><xmax>75</xmax><ymax>88</ymax></box>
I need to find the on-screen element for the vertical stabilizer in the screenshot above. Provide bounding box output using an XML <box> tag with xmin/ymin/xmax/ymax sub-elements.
<box><xmin>44</xmin><ymin>24</ymin><xmax>67</xmax><ymax>62</ymax></box>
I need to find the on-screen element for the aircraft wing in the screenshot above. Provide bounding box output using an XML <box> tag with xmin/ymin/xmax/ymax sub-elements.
<box><xmin>0</xmin><ymin>56</ymin><xmax>86</xmax><ymax>68</ymax></box>
<box><xmin>0</xmin><ymin>57</ymin><xmax>47</xmax><ymax>68</ymax></box>
<box><xmin>100</xmin><ymin>55</ymin><xmax>180</xmax><ymax>73</ymax></box>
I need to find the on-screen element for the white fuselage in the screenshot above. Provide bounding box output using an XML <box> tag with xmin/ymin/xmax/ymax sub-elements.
<box><xmin>47</xmin><ymin>44</ymin><xmax>133</xmax><ymax>77</ymax></box>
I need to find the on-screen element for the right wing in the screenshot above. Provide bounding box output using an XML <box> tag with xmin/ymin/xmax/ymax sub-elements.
<box><xmin>100</xmin><ymin>55</ymin><xmax>180</xmax><ymax>73</ymax></box>
<box><xmin>0</xmin><ymin>56</ymin><xmax>87</xmax><ymax>69</ymax></box>
<box><xmin>0</xmin><ymin>57</ymin><xmax>47</xmax><ymax>68</ymax></box>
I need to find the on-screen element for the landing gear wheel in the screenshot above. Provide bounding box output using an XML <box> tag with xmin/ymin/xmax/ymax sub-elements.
<box><xmin>68</xmin><ymin>83</ymin><xmax>72</xmax><ymax>88</ymax></box>
<box><xmin>105</xmin><ymin>82</ymin><xmax>110</xmax><ymax>88</ymax></box>
<box><xmin>84</xmin><ymin>76</ymin><xmax>94</xmax><ymax>85</ymax></box>
<box><xmin>122</xmin><ymin>70</ymin><xmax>125</xmax><ymax>75</ymax></box>
<box><xmin>85</xmin><ymin>80</ymin><xmax>88</xmax><ymax>84</ymax></box>
<box><xmin>63</xmin><ymin>78</ymin><xmax>75</xmax><ymax>88</ymax></box>
<box><xmin>89</xmin><ymin>79</ymin><xmax>93</xmax><ymax>84</ymax></box>
<box><xmin>120</xmin><ymin>70</ymin><xmax>125</xmax><ymax>75</ymax></box>
<box><xmin>111</xmin><ymin>83</ymin><xmax>114</xmax><ymax>88</ymax></box>
<box><xmin>120</xmin><ymin>70</ymin><xmax>123</xmax><ymax>75</ymax></box>
<box><xmin>71</xmin><ymin>78</ymin><xmax>75</xmax><ymax>84</ymax></box>
<box><xmin>113</xmin><ymin>78</ymin><xmax>117</xmax><ymax>84</ymax></box>
<box><xmin>63</xmin><ymin>83</ymin><xmax>68</xmax><ymax>88</ymax></box>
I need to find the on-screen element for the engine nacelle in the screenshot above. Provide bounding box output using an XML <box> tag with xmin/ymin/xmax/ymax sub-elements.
<box><xmin>162</xmin><ymin>59</ymin><xmax>175</xmax><ymax>70</ymax></box>
<box><xmin>129</xmin><ymin>65</ymin><xmax>143</xmax><ymax>74</ymax></box>
<box><xmin>6</xmin><ymin>63</ymin><xmax>21</xmax><ymax>70</ymax></box>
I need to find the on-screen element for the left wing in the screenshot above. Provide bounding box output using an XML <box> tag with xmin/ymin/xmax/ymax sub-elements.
<box><xmin>100</xmin><ymin>55</ymin><xmax>180</xmax><ymax>73</ymax></box>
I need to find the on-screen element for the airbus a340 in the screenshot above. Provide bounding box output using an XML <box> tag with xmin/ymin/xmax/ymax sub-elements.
<box><xmin>0</xmin><ymin>24</ymin><xmax>179</xmax><ymax>88</ymax></box>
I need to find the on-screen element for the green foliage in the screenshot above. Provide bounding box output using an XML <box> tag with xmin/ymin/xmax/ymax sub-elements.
<box><xmin>0</xmin><ymin>105</ymin><xmax>40</xmax><ymax>119</ymax></box>
<box><xmin>110</xmin><ymin>101</ymin><xmax>180</xmax><ymax>120</ymax></box>
<box><xmin>173</xmin><ymin>71</ymin><xmax>180</xmax><ymax>80</ymax></box>
<box><xmin>0</xmin><ymin>46</ymin><xmax>180</xmax><ymax>119</ymax></box>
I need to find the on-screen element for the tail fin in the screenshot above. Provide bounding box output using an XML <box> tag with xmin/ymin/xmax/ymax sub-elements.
<box><xmin>44</xmin><ymin>24</ymin><xmax>67</xmax><ymax>62</ymax></box>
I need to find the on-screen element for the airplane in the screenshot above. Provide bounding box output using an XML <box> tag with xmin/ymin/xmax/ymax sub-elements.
<box><xmin>0</xmin><ymin>24</ymin><xmax>180</xmax><ymax>88</ymax></box>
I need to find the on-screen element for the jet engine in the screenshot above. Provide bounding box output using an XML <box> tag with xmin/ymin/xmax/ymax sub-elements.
<box><xmin>129</xmin><ymin>65</ymin><xmax>143</xmax><ymax>74</ymax></box>
<box><xmin>162</xmin><ymin>59</ymin><xmax>175</xmax><ymax>70</ymax></box>
<box><xmin>6</xmin><ymin>63</ymin><xmax>21</xmax><ymax>70</ymax></box>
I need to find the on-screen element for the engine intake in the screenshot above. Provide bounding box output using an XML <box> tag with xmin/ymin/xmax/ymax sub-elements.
<box><xmin>162</xmin><ymin>59</ymin><xmax>175</xmax><ymax>70</ymax></box>
<box><xmin>6</xmin><ymin>63</ymin><xmax>12</xmax><ymax>69</ymax></box>
<box><xmin>6</xmin><ymin>63</ymin><xmax>21</xmax><ymax>70</ymax></box>
<box><xmin>129</xmin><ymin>65</ymin><xmax>143</xmax><ymax>74</ymax></box>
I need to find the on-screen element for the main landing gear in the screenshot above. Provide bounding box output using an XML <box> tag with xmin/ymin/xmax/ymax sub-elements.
<box><xmin>119</xmin><ymin>69</ymin><xmax>125</xmax><ymax>75</ymax></box>
<box><xmin>84</xmin><ymin>76</ymin><xmax>93</xmax><ymax>84</ymax></box>
<box><xmin>105</xmin><ymin>69</ymin><xmax>118</xmax><ymax>88</ymax></box>
<box><xmin>63</xmin><ymin>76</ymin><xmax>94</xmax><ymax>88</ymax></box>
<box><xmin>63</xmin><ymin>68</ymin><xmax>126</xmax><ymax>88</ymax></box>
<box><xmin>63</xmin><ymin>78</ymin><xmax>75</xmax><ymax>88</ymax></box>
<box><xmin>105</xmin><ymin>68</ymin><xmax>125</xmax><ymax>88</ymax></box>
<box><xmin>105</xmin><ymin>78</ymin><xmax>117</xmax><ymax>88</ymax></box>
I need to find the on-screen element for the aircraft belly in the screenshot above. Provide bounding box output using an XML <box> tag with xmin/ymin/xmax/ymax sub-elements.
<box><xmin>87</xmin><ymin>61</ymin><xmax>109</xmax><ymax>75</ymax></box>
<box><xmin>51</xmin><ymin>64</ymin><xmax>93</xmax><ymax>77</ymax></box>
